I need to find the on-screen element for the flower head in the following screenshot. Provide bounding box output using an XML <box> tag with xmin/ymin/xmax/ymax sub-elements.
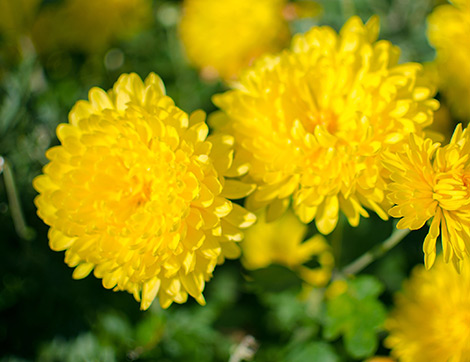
<box><xmin>241</xmin><ymin>210</ymin><xmax>333</xmax><ymax>287</ymax></box>
<box><xmin>178</xmin><ymin>0</ymin><xmax>290</xmax><ymax>81</ymax></box>
<box><xmin>427</xmin><ymin>0</ymin><xmax>470</xmax><ymax>120</ymax></box>
<box><xmin>212</xmin><ymin>16</ymin><xmax>438</xmax><ymax>234</ymax></box>
<box><xmin>384</xmin><ymin>124</ymin><xmax>470</xmax><ymax>270</ymax></box>
<box><xmin>33</xmin><ymin>73</ymin><xmax>256</xmax><ymax>310</ymax></box>
<box><xmin>32</xmin><ymin>0</ymin><xmax>152</xmax><ymax>54</ymax></box>
<box><xmin>385</xmin><ymin>256</ymin><xmax>470</xmax><ymax>362</ymax></box>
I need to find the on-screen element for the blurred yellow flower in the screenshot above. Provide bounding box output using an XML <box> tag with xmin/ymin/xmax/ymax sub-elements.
<box><xmin>32</xmin><ymin>0</ymin><xmax>152</xmax><ymax>54</ymax></box>
<box><xmin>33</xmin><ymin>73</ymin><xmax>256</xmax><ymax>310</ymax></box>
<box><xmin>386</xmin><ymin>256</ymin><xmax>470</xmax><ymax>362</ymax></box>
<box><xmin>0</xmin><ymin>0</ymin><xmax>39</xmax><ymax>41</ymax></box>
<box><xmin>241</xmin><ymin>210</ymin><xmax>333</xmax><ymax>287</ymax></box>
<box><xmin>179</xmin><ymin>0</ymin><xmax>291</xmax><ymax>81</ymax></box>
<box><xmin>384</xmin><ymin>124</ymin><xmax>470</xmax><ymax>270</ymax></box>
<box><xmin>422</xmin><ymin>62</ymin><xmax>455</xmax><ymax>142</ymax></box>
<box><xmin>0</xmin><ymin>0</ymin><xmax>40</xmax><ymax>64</ymax></box>
<box><xmin>213</xmin><ymin>16</ymin><xmax>438</xmax><ymax>234</ymax></box>
<box><xmin>427</xmin><ymin>0</ymin><xmax>470</xmax><ymax>120</ymax></box>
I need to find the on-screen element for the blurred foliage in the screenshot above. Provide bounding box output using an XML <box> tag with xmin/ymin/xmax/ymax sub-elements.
<box><xmin>323</xmin><ymin>276</ymin><xmax>387</xmax><ymax>359</ymax></box>
<box><xmin>0</xmin><ymin>0</ymin><xmax>447</xmax><ymax>361</ymax></box>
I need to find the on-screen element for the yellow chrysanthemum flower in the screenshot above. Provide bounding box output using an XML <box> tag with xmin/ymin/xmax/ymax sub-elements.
<box><xmin>427</xmin><ymin>0</ymin><xmax>470</xmax><ymax>120</ymax></box>
<box><xmin>33</xmin><ymin>73</ymin><xmax>256</xmax><ymax>310</ymax></box>
<box><xmin>212</xmin><ymin>16</ymin><xmax>439</xmax><ymax>234</ymax></box>
<box><xmin>241</xmin><ymin>210</ymin><xmax>334</xmax><ymax>286</ymax></box>
<box><xmin>31</xmin><ymin>0</ymin><xmax>152</xmax><ymax>54</ymax></box>
<box><xmin>179</xmin><ymin>0</ymin><xmax>291</xmax><ymax>81</ymax></box>
<box><xmin>385</xmin><ymin>256</ymin><xmax>470</xmax><ymax>362</ymax></box>
<box><xmin>384</xmin><ymin>124</ymin><xmax>470</xmax><ymax>270</ymax></box>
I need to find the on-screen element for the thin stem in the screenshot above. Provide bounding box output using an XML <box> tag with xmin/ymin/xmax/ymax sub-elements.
<box><xmin>1</xmin><ymin>157</ymin><xmax>34</xmax><ymax>241</ymax></box>
<box><xmin>341</xmin><ymin>227</ymin><xmax>410</xmax><ymax>276</ymax></box>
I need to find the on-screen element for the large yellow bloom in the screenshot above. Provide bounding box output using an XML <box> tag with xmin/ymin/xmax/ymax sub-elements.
<box><xmin>32</xmin><ymin>0</ymin><xmax>151</xmax><ymax>54</ymax></box>
<box><xmin>384</xmin><ymin>124</ymin><xmax>470</xmax><ymax>270</ymax></box>
<box><xmin>241</xmin><ymin>210</ymin><xmax>333</xmax><ymax>287</ymax></box>
<box><xmin>213</xmin><ymin>16</ymin><xmax>438</xmax><ymax>234</ymax></box>
<box><xmin>33</xmin><ymin>73</ymin><xmax>256</xmax><ymax>310</ymax></box>
<box><xmin>178</xmin><ymin>0</ymin><xmax>290</xmax><ymax>81</ymax></box>
<box><xmin>385</xmin><ymin>256</ymin><xmax>470</xmax><ymax>362</ymax></box>
<box><xmin>427</xmin><ymin>0</ymin><xmax>470</xmax><ymax>120</ymax></box>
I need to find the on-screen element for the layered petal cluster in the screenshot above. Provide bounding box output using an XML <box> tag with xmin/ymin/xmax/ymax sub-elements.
<box><xmin>179</xmin><ymin>0</ymin><xmax>290</xmax><ymax>81</ymax></box>
<box><xmin>427</xmin><ymin>0</ymin><xmax>470</xmax><ymax>119</ymax></box>
<box><xmin>33</xmin><ymin>73</ymin><xmax>256</xmax><ymax>310</ymax></box>
<box><xmin>213</xmin><ymin>16</ymin><xmax>438</xmax><ymax>234</ymax></box>
<box><xmin>384</xmin><ymin>124</ymin><xmax>470</xmax><ymax>270</ymax></box>
<box><xmin>32</xmin><ymin>0</ymin><xmax>152</xmax><ymax>54</ymax></box>
<box><xmin>241</xmin><ymin>210</ymin><xmax>334</xmax><ymax>287</ymax></box>
<box><xmin>386</xmin><ymin>256</ymin><xmax>470</xmax><ymax>362</ymax></box>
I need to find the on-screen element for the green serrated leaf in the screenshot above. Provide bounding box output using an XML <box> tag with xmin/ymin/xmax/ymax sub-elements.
<box><xmin>323</xmin><ymin>275</ymin><xmax>386</xmax><ymax>359</ymax></box>
<box><xmin>323</xmin><ymin>294</ymin><xmax>354</xmax><ymax>340</ymax></box>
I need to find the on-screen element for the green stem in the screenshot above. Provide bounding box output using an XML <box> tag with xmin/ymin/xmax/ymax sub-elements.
<box><xmin>341</xmin><ymin>227</ymin><xmax>410</xmax><ymax>276</ymax></box>
<box><xmin>1</xmin><ymin>157</ymin><xmax>34</xmax><ymax>240</ymax></box>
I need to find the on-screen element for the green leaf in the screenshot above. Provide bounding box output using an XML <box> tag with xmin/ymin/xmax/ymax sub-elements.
<box><xmin>287</xmin><ymin>341</ymin><xmax>340</xmax><ymax>362</ymax></box>
<box><xmin>345</xmin><ymin>323</ymin><xmax>377</xmax><ymax>358</ymax></box>
<box><xmin>348</xmin><ymin>275</ymin><xmax>384</xmax><ymax>299</ymax></box>
<box><xmin>323</xmin><ymin>294</ymin><xmax>354</xmax><ymax>340</ymax></box>
<box><xmin>323</xmin><ymin>275</ymin><xmax>387</xmax><ymax>359</ymax></box>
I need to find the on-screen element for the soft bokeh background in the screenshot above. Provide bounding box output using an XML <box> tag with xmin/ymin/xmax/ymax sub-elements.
<box><xmin>0</xmin><ymin>0</ymin><xmax>456</xmax><ymax>360</ymax></box>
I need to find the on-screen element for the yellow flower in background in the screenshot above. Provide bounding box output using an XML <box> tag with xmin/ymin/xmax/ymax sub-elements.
<box><xmin>32</xmin><ymin>0</ymin><xmax>152</xmax><ymax>54</ymax></box>
<box><xmin>213</xmin><ymin>16</ymin><xmax>438</xmax><ymax>235</ymax></box>
<box><xmin>33</xmin><ymin>73</ymin><xmax>256</xmax><ymax>310</ymax></box>
<box><xmin>427</xmin><ymin>0</ymin><xmax>470</xmax><ymax>120</ymax></box>
<box><xmin>384</xmin><ymin>124</ymin><xmax>470</xmax><ymax>270</ymax></box>
<box><xmin>385</xmin><ymin>256</ymin><xmax>470</xmax><ymax>362</ymax></box>
<box><xmin>241</xmin><ymin>210</ymin><xmax>333</xmax><ymax>287</ymax></box>
<box><xmin>0</xmin><ymin>0</ymin><xmax>39</xmax><ymax>42</ymax></box>
<box><xmin>422</xmin><ymin>62</ymin><xmax>456</xmax><ymax>142</ymax></box>
<box><xmin>179</xmin><ymin>0</ymin><xmax>291</xmax><ymax>81</ymax></box>
<box><xmin>0</xmin><ymin>0</ymin><xmax>40</xmax><ymax>64</ymax></box>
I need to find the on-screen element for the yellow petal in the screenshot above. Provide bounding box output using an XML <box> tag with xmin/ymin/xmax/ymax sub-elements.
<box><xmin>224</xmin><ymin>203</ymin><xmax>257</xmax><ymax>228</ymax></box>
<box><xmin>141</xmin><ymin>277</ymin><xmax>161</xmax><ymax>310</ymax></box>
<box><xmin>220</xmin><ymin>179</ymin><xmax>256</xmax><ymax>199</ymax></box>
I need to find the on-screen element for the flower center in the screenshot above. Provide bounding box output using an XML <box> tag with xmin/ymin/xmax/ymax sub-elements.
<box><xmin>433</xmin><ymin>170</ymin><xmax>470</xmax><ymax>210</ymax></box>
